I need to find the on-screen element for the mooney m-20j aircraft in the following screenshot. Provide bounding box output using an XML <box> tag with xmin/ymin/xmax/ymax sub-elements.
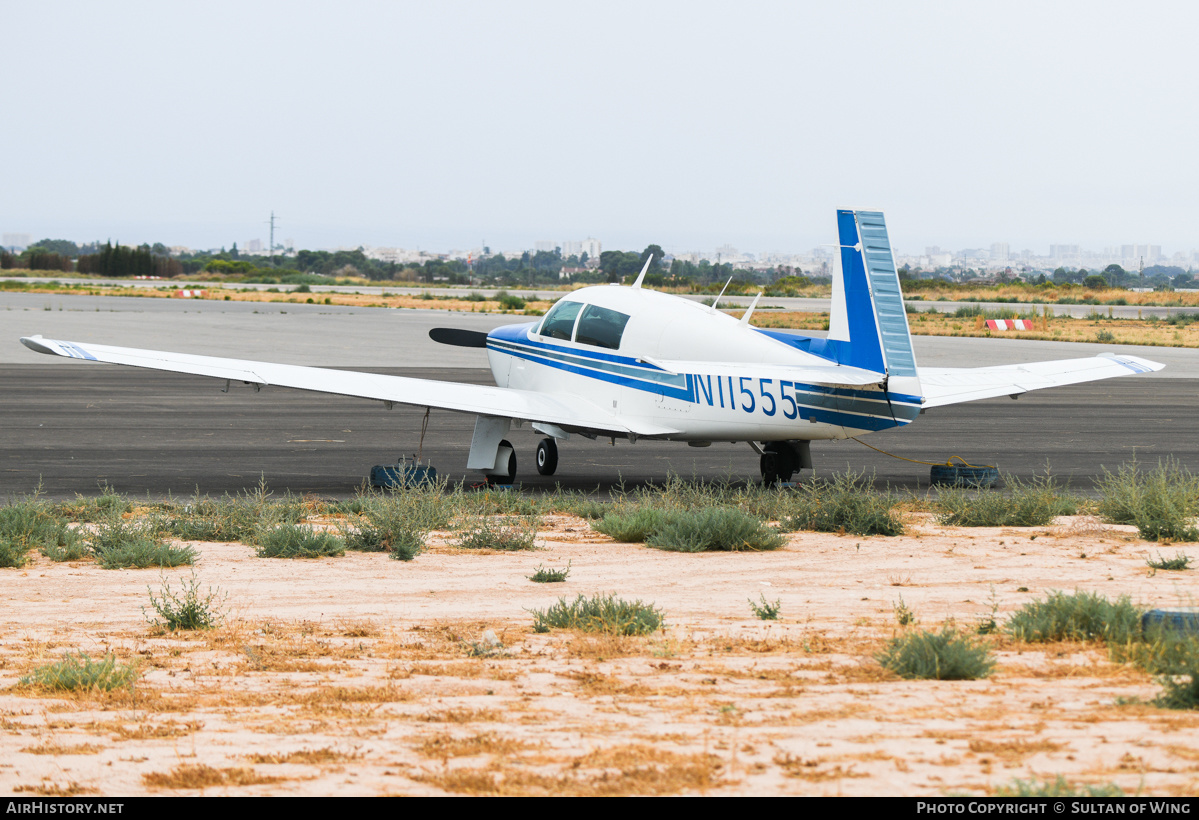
<box><xmin>21</xmin><ymin>209</ymin><xmax>1163</xmax><ymax>484</ymax></box>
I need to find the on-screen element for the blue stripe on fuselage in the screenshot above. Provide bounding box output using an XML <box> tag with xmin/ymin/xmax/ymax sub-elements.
<box><xmin>487</xmin><ymin>323</ymin><xmax>918</xmax><ymax>433</ymax></box>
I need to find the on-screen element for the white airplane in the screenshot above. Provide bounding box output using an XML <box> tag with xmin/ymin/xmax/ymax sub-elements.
<box><xmin>20</xmin><ymin>209</ymin><xmax>1163</xmax><ymax>484</ymax></box>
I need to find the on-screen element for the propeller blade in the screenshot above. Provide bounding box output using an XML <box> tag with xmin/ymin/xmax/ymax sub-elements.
<box><xmin>428</xmin><ymin>328</ymin><xmax>490</xmax><ymax>348</ymax></box>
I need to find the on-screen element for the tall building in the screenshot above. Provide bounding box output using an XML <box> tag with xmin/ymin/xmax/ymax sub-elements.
<box><xmin>2</xmin><ymin>233</ymin><xmax>31</xmax><ymax>251</ymax></box>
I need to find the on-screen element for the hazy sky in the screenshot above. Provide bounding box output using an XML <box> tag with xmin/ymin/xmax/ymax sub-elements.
<box><xmin>3</xmin><ymin>0</ymin><xmax>1197</xmax><ymax>255</ymax></box>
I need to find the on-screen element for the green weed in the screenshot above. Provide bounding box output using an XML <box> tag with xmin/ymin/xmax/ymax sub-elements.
<box><xmin>1154</xmin><ymin>670</ymin><xmax>1199</xmax><ymax>710</ymax></box>
<box><xmin>55</xmin><ymin>486</ymin><xmax>132</xmax><ymax>522</ymax></box>
<box><xmin>782</xmin><ymin>470</ymin><xmax>904</xmax><ymax>536</ymax></box>
<box><xmin>89</xmin><ymin>513</ymin><xmax>196</xmax><ymax>569</ymax></box>
<box><xmin>144</xmin><ymin>572</ymin><xmax>227</xmax><ymax>632</ymax></box>
<box><xmin>1007</xmin><ymin>590</ymin><xmax>1142</xmax><ymax>644</ymax></box>
<box><xmin>0</xmin><ymin>493</ymin><xmax>82</xmax><ymax>567</ymax></box>
<box><xmin>531</xmin><ymin>593</ymin><xmax>664</xmax><ymax>635</ymax></box>
<box><xmin>646</xmin><ymin>508</ymin><xmax>784</xmax><ymax>552</ymax></box>
<box><xmin>529</xmin><ymin>562</ymin><xmax>570</xmax><ymax>583</ymax></box>
<box><xmin>749</xmin><ymin>594</ymin><xmax>781</xmax><ymax>620</ymax></box>
<box><xmin>1146</xmin><ymin>551</ymin><xmax>1193</xmax><ymax>571</ymax></box>
<box><xmin>454</xmin><ymin>516</ymin><xmax>539</xmax><ymax>551</ymax></box>
<box><xmin>893</xmin><ymin>595</ymin><xmax>917</xmax><ymax>626</ymax></box>
<box><xmin>592</xmin><ymin>507</ymin><xmax>673</xmax><ymax>543</ymax></box>
<box><xmin>1096</xmin><ymin>458</ymin><xmax>1199</xmax><ymax>542</ymax></box>
<box><xmin>876</xmin><ymin>627</ymin><xmax>995</xmax><ymax>680</ymax></box>
<box><xmin>22</xmin><ymin>652</ymin><xmax>138</xmax><ymax>693</ymax></box>
<box><xmin>994</xmin><ymin>776</ymin><xmax>1124</xmax><ymax>797</ymax></box>
<box><xmin>254</xmin><ymin>524</ymin><xmax>344</xmax><ymax>558</ymax></box>
<box><xmin>937</xmin><ymin>473</ymin><xmax>1077</xmax><ymax>527</ymax></box>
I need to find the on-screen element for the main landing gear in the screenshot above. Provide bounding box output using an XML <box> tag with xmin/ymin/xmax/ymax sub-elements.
<box><xmin>484</xmin><ymin>439</ymin><xmax>517</xmax><ymax>485</ymax></box>
<box><xmin>759</xmin><ymin>441</ymin><xmax>809</xmax><ymax>485</ymax></box>
<box><xmin>484</xmin><ymin>437</ymin><xmax>559</xmax><ymax>483</ymax></box>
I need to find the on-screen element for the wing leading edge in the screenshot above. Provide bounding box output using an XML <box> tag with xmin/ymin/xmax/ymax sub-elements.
<box><xmin>19</xmin><ymin>335</ymin><xmax>681</xmax><ymax>438</ymax></box>
<box><xmin>918</xmin><ymin>353</ymin><xmax>1164</xmax><ymax>408</ymax></box>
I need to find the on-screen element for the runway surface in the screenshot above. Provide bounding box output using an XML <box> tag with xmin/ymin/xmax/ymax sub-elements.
<box><xmin>3</xmin><ymin>292</ymin><xmax>1196</xmax><ymax>499</ymax></box>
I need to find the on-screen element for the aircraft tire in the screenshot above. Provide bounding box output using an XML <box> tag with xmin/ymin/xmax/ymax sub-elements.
<box><xmin>760</xmin><ymin>450</ymin><xmax>784</xmax><ymax>485</ymax></box>
<box><xmin>486</xmin><ymin>439</ymin><xmax>517</xmax><ymax>484</ymax></box>
<box><xmin>536</xmin><ymin>438</ymin><xmax>558</xmax><ymax>476</ymax></box>
<box><xmin>761</xmin><ymin>443</ymin><xmax>796</xmax><ymax>485</ymax></box>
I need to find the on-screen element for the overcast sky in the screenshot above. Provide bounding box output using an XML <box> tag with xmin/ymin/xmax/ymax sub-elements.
<box><xmin>3</xmin><ymin>0</ymin><xmax>1197</xmax><ymax>256</ymax></box>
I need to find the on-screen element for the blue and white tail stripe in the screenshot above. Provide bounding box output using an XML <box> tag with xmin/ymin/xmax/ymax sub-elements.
<box><xmin>824</xmin><ymin>210</ymin><xmax>920</xmax><ymax>381</ymax></box>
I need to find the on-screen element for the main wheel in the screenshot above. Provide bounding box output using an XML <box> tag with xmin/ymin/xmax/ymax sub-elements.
<box><xmin>486</xmin><ymin>439</ymin><xmax>517</xmax><ymax>484</ymax></box>
<box><xmin>536</xmin><ymin>438</ymin><xmax>558</xmax><ymax>476</ymax></box>
<box><xmin>760</xmin><ymin>443</ymin><xmax>797</xmax><ymax>485</ymax></box>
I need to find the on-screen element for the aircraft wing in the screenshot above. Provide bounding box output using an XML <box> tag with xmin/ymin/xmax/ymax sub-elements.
<box><xmin>918</xmin><ymin>353</ymin><xmax>1163</xmax><ymax>408</ymax></box>
<box><xmin>19</xmin><ymin>335</ymin><xmax>681</xmax><ymax>437</ymax></box>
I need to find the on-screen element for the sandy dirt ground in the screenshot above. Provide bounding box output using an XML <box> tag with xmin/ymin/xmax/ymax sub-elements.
<box><xmin>2</xmin><ymin>513</ymin><xmax>1198</xmax><ymax>797</ymax></box>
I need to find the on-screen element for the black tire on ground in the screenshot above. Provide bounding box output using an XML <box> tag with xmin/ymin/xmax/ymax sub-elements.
<box><xmin>536</xmin><ymin>438</ymin><xmax>559</xmax><ymax>476</ymax></box>
<box><xmin>930</xmin><ymin>464</ymin><xmax>999</xmax><ymax>488</ymax></box>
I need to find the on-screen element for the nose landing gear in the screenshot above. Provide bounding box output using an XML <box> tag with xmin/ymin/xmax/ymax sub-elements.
<box><xmin>535</xmin><ymin>438</ymin><xmax>559</xmax><ymax>476</ymax></box>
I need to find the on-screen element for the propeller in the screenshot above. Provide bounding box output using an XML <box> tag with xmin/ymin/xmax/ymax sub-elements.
<box><xmin>428</xmin><ymin>327</ymin><xmax>490</xmax><ymax>348</ymax></box>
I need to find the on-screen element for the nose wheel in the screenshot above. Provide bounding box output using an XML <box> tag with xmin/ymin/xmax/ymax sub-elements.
<box><xmin>536</xmin><ymin>438</ymin><xmax>559</xmax><ymax>476</ymax></box>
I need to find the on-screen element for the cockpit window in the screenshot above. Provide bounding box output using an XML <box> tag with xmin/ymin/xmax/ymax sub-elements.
<box><xmin>538</xmin><ymin>300</ymin><xmax>582</xmax><ymax>340</ymax></box>
<box><xmin>575</xmin><ymin>304</ymin><xmax>631</xmax><ymax>350</ymax></box>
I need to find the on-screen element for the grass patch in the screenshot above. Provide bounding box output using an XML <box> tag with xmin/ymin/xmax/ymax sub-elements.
<box><xmin>339</xmin><ymin>485</ymin><xmax>451</xmax><ymax>560</ymax></box>
<box><xmin>88</xmin><ymin>513</ymin><xmax>196</xmax><ymax>568</ymax></box>
<box><xmin>1011</xmin><ymin>590</ymin><xmax>1199</xmax><ymax>709</ymax></box>
<box><xmin>749</xmin><ymin>594</ymin><xmax>781</xmax><ymax>620</ymax></box>
<box><xmin>254</xmin><ymin>524</ymin><xmax>344</xmax><ymax>558</ymax></box>
<box><xmin>1154</xmin><ymin>669</ymin><xmax>1199</xmax><ymax>710</ymax></box>
<box><xmin>89</xmin><ymin>514</ymin><xmax>196</xmax><ymax>568</ymax></box>
<box><xmin>145</xmin><ymin>572</ymin><xmax>227</xmax><ymax>631</ymax></box>
<box><xmin>594</xmin><ymin>506</ymin><xmax>783</xmax><ymax>551</ymax></box>
<box><xmin>993</xmin><ymin>775</ymin><xmax>1124</xmax><ymax>797</ymax></box>
<box><xmin>876</xmin><ymin>627</ymin><xmax>995</xmax><ymax>680</ymax></box>
<box><xmin>592</xmin><ymin>507</ymin><xmax>672</xmax><ymax>542</ymax></box>
<box><xmin>1006</xmin><ymin>590</ymin><xmax>1141</xmax><ymax>644</ymax></box>
<box><xmin>646</xmin><ymin>508</ymin><xmax>784</xmax><ymax>552</ymax></box>
<box><xmin>529</xmin><ymin>562</ymin><xmax>570</xmax><ymax>583</ymax></box>
<box><xmin>1096</xmin><ymin>458</ymin><xmax>1199</xmax><ymax>541</ymax></box>
<box><xmin>531</xmin><ymin>594</ymin><xmax>664</xmax><ymax>635</ymax></box>
<box><xmin>164</xmin><ymin>482</ymin><xmax>306</xmax><ymax>543</ymax></box>
<box><xmin>454</xmin><ymin>516</ymin><xmax>539</xmax><ymax>551</ymax></box>
<box><xmin>143</xmin><ymin>764</ymin><xmax>281</xmax><ymax>789</ymax></box>
<box><xmin>0</xmin><ymin>492</ymin><xmax>83</xmax><ymax>567</ymax></box>
<box><xmin>782</xmin><ymin>471</ymin><xmax>905</xmax><ymax>536</ymax></box>
<box><xmin>936</xmin><ymin>473</ymin><xmax>1077</xmax><ymax>527</ymax></box>
<box><xmin>1146</xmin><ymin>551</ymin><xmax>1193</xmax><ymax>571</ymax></box>
<box><xmin>22</xmin><ymin>652</ymin><xmax>138</xmax><ymax>693</ymax></box>
<box><xmin>55</xmin><ymin>486</ymin><xmax>133</xmax><ymax>522</ymax></box>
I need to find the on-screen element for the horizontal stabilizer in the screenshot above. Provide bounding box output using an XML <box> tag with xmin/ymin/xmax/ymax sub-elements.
<box><xmin>920</xmin><ymin>353</ymin><xmax>1164</xmax><ymax>408</ymax></box>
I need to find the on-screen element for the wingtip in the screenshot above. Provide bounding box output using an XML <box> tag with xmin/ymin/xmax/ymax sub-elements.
<box><xmin>20</xmin><ymin>335</ymin><xmax>55</xmax><ymax>355</ymax></box>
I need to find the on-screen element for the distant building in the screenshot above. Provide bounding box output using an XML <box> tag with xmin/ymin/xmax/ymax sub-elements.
<box><xmin>2</xmin><ymin>232</ymin><xmax>31</xmax><ymax>251</ymax></box>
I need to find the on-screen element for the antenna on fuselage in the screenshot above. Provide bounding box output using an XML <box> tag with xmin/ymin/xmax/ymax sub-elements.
<box><xmin>739</xmin><ymin>291</ymin><xmax>763</xmax><ymax>325</ymax></box>
<box><xmin>709</xmin><ymin>276</ymin><xmax>733</xmax><ymax>313</ymax></box>
<box><xmin>631</xmin><ymin>255</ymin><xmax>653</xmax><ymax>289</ymax></box>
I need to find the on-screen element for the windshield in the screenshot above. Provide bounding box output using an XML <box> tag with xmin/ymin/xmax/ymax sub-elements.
<box><xmin>538</xmin><ymin>300</ymin><xmax>583</xmax><ymax>340</ymax></box>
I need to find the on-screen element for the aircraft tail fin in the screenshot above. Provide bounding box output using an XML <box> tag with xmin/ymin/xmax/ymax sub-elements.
<box><xmin>826</xmin><ymin>210</ymin><xmax>919</xmax><ymax>388</ymax></box>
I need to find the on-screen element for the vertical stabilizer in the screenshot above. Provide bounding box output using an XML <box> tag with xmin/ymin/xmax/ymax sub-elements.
<box><xmin>825</xmin><ymin>210</ymin><xmax>919</xmax><ymax>383</ymax></box>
